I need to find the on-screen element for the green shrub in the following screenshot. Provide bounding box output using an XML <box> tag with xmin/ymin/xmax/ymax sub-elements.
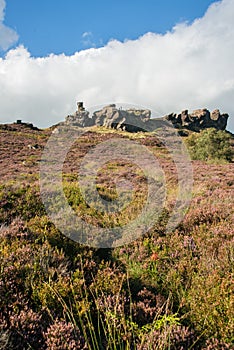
<box><xmin>0</xmin><ymin>182</ymin><xmax>45</xmax><ymax>224</ymax></box>
<box><xmin>188</xmin><ymin>272</ymin><xmax>234</xmax><ymax>342</ymax></box>
<box><xmin>185</xmin><ymin>129</ymin><xmax>233</xmax><ymax>162</ymax></box>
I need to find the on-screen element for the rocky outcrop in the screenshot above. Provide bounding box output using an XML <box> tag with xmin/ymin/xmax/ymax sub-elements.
<box><xmin>66</xmin><ymin>102</ymin><xmax>93</xmax><ymax>127</ymax></box>
<box><xmin>165</xmin><ymin>108</ymin><xmax>229</xmax><ymax>131</ymax></box>
<box><xmin>65</xmin><ymin>103</ymin><xmax>229</xmax><ymax>133</ymax></box>
<box><xmin>66</xmin><ymin>104</ymin><xmax>153</xmax><ymax>132</ymax></box>
<box><xmin>92</xmin><ymin>104</ymin><xmax>152</xmax><ymax>132</ymax></box>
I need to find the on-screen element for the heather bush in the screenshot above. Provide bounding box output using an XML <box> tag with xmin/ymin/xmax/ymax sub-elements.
<box><xmin>44</xmin><ymin>319</ymin><xmax>87</xmax><ymax>350</ymax></box>
<box><xmin>188</xmin><ymin>271</ymin><xmax>234</xmax><ymax>342</ymax></box>
<box><xmin>0</xmin><ymin>182</ymin><xmax>45</xmax><ymax>224</ymax></box>
<box><xmin>137</xmin><ymin>324</ymin><xmax>196</xmax><ymax>350</ymax></box>
<box><xmin>27</xmin><ymin>215</ymin><xmax>85</xmax><ymax>262</ymax></box>
<box><xmin>132</xmin><ymin>288</ymin><xmax>166</xmax><ymax>326</ymax></box>
<box><xmin>202</xmin><ymin>338</ymin><xmax>233</xmax><ymax>349</ymax></box>
<box><xmin>0</xmin><ymin>127</ymin><xmax>233</xmax><ymax>348</ymax></box>
<box><xmin>6</xmin><ymin>307</ymin><xmax>46</xmax><ymax>350</ymax></box>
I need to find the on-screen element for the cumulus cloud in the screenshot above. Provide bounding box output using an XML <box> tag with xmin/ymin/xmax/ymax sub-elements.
<box><xmin>0</xmin><ymin>0</ymin><xmax>18</xmax><ymax>51</ymax></box>
<box><xmin>0</xmin><ymin>0</ymin><xmax>234</xmax><ymax>132</ymax></box>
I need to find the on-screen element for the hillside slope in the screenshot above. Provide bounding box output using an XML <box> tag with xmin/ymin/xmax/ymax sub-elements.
<box><xmin>0</xmin><ymin>122</ymin><xmax>233</xmax><ymax>349</ymax></box>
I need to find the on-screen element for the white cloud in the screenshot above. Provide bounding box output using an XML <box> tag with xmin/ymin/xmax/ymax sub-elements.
<box><xmin>0</xmin><ymin>0</ymin><xmax>5</xmax><ymax>21</ymax></box>
<box><xmin>0</xmin><ymin>0</ymin><xmax>18</xmax><ymax>51</ymax></box>
<box><xmin>81</xmin><ymin>31</ymin><xmax>96</xmax><ymax>48</ymax></box>
<box><xmin>82</xmin><ymin>31</ymin><xmax>92</xmax><ymax>39</ymax></box>
<box><xmin>0</xmin><ymin>0</ymin><xmax>234</xmax><ymax>132</ymax></box>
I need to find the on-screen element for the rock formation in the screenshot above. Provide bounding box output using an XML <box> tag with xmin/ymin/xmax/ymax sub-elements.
<box><xmin>66</xmin><ymin>101</ymin><xmax>93</xmax><ymax>127</ymax></box>
<box><xmin>65</xmin><ymin>103</ymin><xmax>229</xmax><ymax>133</ymax></box>
<box><xmin>165</xmin><ymin>108</ymin><xmax>229</xmax><ymax>131</ymax></box>
<box><xmin>92</xmin><ymin>104</ymin><xmax>152</xmax><ymax>132</ymax></box>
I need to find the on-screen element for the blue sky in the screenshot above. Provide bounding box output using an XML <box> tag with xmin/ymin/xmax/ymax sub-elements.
<box><xmin>4</xmin><ymin>0</ymin><xmax>216</xmax><ymax>56</ymax></box>
<box><xmin>0</xmin><ymin>0</ymin><xmax>234</xmax><ymax>133</ymax></box>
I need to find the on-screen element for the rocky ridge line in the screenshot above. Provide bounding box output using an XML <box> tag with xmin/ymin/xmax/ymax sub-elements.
<box><xmin>65</xmin><ymin>102</ymin><xmax>229</xmax><ymax>133</ymax></box>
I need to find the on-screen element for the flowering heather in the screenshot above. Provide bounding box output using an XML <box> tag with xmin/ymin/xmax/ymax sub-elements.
<box><xmin>0</xmin><ymin>125</ymin><xmax>233</xmax><ymax>348</ymax></box>
<box><xmin>44</xmin><ymin>319</ymin><xmax>87</xmax><ymax>350</ymax></box>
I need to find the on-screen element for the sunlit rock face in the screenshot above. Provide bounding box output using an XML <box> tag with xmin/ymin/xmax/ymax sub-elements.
<box><xmin>65</xmin><ymin>103</ymin><xmax>229</xmax><ymax>132</ymax></box>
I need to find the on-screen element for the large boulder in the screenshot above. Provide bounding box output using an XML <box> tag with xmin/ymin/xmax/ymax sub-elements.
<box><xmin>210</xmin><ymin>109</ymin><xmax>229</xmax><ymax>130</ymax></box>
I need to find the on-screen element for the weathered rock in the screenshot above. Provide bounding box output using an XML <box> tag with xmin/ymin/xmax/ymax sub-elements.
<box><xmin>65</xmin><ymin>102</ymin><xmax>229</xmax><ymax>133</ymax></box>
<box><xmin>77</xmin><ymin>101</ymin><xmax>85</xmax><ymax>112</ymax></box>
<box><xmin>210</xmin><ymin>109</ymin><xmax>229</xmax><ymax>130</ymax></box>
<box><xmin>93</xmin><ymin>105</ymin><xmax>119</xmax><ymax>127</ymax></box>
<box><xmin>13</xmin><ymin>121</ymin><xmax>39</xmax><ymax>130</ymax></box>
<box><xmin>27</xmin><ymin>144</ymin><xmax>41</xmax><ymax>150</ymax></box>
<box><xmin>92</xmin><ymin>104</ymin><xmax>152</xmax><ymax>132</ymax></box>
<box><xmin>65</xmin><ymin>106</ymin><xmax>93</xmax><ymax>127</ymax></box>
<box><xmin>164</xmin><ymin>108</ymin><xmax>228</xmax><ymax>131</ymax></box>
